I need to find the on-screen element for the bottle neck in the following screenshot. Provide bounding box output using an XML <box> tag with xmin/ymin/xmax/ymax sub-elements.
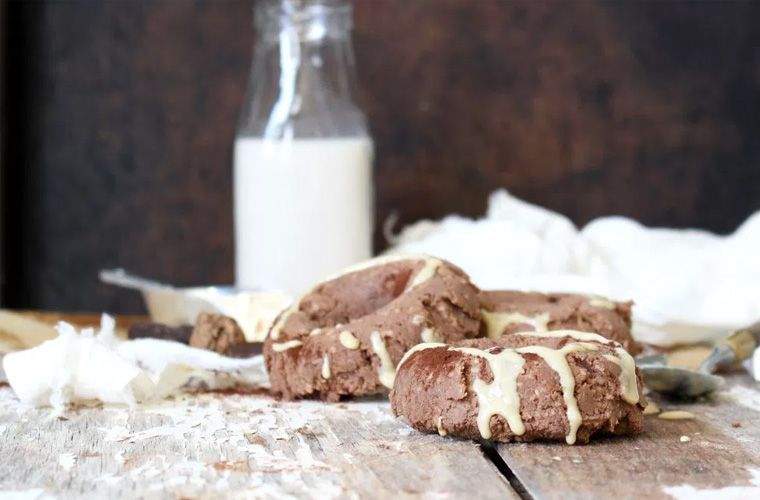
<box><xmin>256</xmin><ymin>0</ymin><xmax>353</xmax><ymax>44</ymax></box>
<box><xmin>240</xmin><ymin>0</ymin><xmax>365</xmax><ymax>140</ymax></box>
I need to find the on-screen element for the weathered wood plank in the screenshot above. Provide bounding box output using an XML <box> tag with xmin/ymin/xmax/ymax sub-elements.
<box><xmin>0</xmin><ymin>387</ymin><xmax>517</xmax><ymax>499</ymax></box>
<box><xmin>495</xmin><ymin>372</ymin><xmax>760</xmax><ymax>500</ymax></box>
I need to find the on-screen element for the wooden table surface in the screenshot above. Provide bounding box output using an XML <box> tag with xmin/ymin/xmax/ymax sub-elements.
<box><xmin>1</xmin><ymin>315</ymin><xmax>759</xmax><ymax>499</ymax></box>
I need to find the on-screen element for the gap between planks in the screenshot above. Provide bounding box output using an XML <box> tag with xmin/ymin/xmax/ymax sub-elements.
<box><xmin>494</xmin><ymin>372</ymin><xmax>760</xmax><ymax>500</ymax></box>
<box><xmin>481</xmin><ymin>443</ymin><xmax>533</xmax><ymax>500</ymax></box>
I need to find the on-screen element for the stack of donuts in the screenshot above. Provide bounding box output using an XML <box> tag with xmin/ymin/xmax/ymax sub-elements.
<box><xmin>264</xmin><ymin>255</ymin><xmax>646</xmax><ymax>445</ymax></box>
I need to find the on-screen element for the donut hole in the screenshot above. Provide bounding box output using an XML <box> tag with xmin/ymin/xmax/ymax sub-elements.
<box><xmin>297</xmin><ymin>261</ymin><xmax>420</xmax><ymax>331</ymax></box>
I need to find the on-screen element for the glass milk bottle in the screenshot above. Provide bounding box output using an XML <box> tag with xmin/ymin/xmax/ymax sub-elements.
<box><xmin>235</xmin><ymin>0</ymin><xmax>373</xmax><ymax>295</ymax></box>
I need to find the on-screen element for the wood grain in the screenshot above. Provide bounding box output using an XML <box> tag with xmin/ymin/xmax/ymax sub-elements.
<box><xmin>0</xmin><ymin>389</ymin><xmax>517</xmax><ymax>499</ymax></box>
<box><xmin>2</xmin><ymin>313</ymin><xmax>760</xmax><ymax>498</ymax></box>
<box><xmin>0</xmin><ymin>313</ymin><xmax>518</xmax><ymax>498</ymax></box>
<box><xmin>495</xmin><ymin>372</ymin><xmax>760</xmax><ymax>499</ymax></box>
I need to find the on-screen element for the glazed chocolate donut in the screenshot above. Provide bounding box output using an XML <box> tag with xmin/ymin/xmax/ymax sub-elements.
<box><xmin>391</xmin><ymin>330</ymin><xmax>645</xmax><ymax>444</ymax></box>
<box><xmin>264</xmin><ymin>255</ymin><xmax>482</xmax><ymax>401</ymax></box>
<box><xmin>479</xmin><ymin>290</ymin><xmax>640</xmax><ymax>355</ymax></box>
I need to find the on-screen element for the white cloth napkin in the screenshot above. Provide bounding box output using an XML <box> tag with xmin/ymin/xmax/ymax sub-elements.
<box><xmin>389</xmin><ymin>190</ymin><xmax>760</xmax><ymax>346</ymax></box>
<box><xmin>2</xmin><ymin>315</ymin><xmax>267</xmax><ymax>412</ymax></box>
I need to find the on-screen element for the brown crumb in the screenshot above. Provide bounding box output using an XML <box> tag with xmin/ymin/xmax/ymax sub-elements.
<box><xmin>212</xmin><ymin>460</ymin><xmax>250</xmax><ymax>473</ymax></box>
<box><xmin>732</xmin><ymin>421</ymin><xmax>742</xmax><ymax>428</ymax></box>
<box><xmin>189</xmin><ymin>313</ymin><xmax>247</xmax><ymax>356</ymax></box>
<box><xmin>244</xmin><ymin>432</ymin><xmax>267</xmax><ymax>446</ymax></box>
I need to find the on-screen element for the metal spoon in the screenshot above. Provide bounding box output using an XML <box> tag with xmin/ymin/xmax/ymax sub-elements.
<box><xmin>636</xmin><ymin>321</ymin><xmax>760</xmax><ymax>398</ymax></box>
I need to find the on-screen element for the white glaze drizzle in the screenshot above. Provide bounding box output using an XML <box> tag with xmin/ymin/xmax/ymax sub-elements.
<box><xmin>269</xmin><ymin>302</ymin><xmax>297</xmax><ymax>340</ymax></box>
<box><xmin>397</xmin><ymin>330</ymin><xmax>640</xmax><ymax>445</ymax></box>
<box><xmin>339</xmin><ymin>331</ymin><xmax>360</xmax><ymax>349</ymax></box>
<box><xmin>514</xmin><ymin>329</ymin><xmax>612</xmax><ymax>344</ymax></box>
<box><xmin>515</xmin><ymin>343</ymin><xmax>596</xmax><ymax>444</ymax></box>
<box><xmin>420</xmin><ymin>327</ymin><xmax>442</xmax><ymax>343</ymax></box>
<box><xmin>482</xmin><ymin>310</ymin><xmax>550</xmax><ymax>339</ymax></box>
<box><xmin>324</xmin><ymin>254</ymin><xmax>440</xmax><ymax>290</ymax></box>
<box><xmin>406</xmin><ymin>257</ymin><xmax>442</xmax><ymax>290</ymax></box>
<box><xmin>455</xmin><ymin>346</ymin><xmax>526</xmax><ymax>439</ymax></box>
<box><xmin>643</xmin><ymin>401</ymin><xmax>660</xmax><ymax>415</ymax></box>
<box><xmin>587</xmin><ymin>295</ymin><xmax>616</xmax><ymax>310</ymax></box>
<box><xmin>271</xmin><ymin>254</ymin><xmax>440</xmax><ymax>341</ymax></box>
<box><xmin>370</xmin><ymin>331</ymin><xmax>396</xmax><ymax>389</ymax></box>
<box><xmin>397</xmin><ymin>342</ymin><xmax>447</xmax><ymax>369</ymax></box>
<box><xmin>516</xmin><ymin>329</ymin><xmax>640</xmax><ymax>405</ymax></box>
<box><xmin>436</xmin><ymin>416</ymin><xmax>447</xmax><ymax>436</ymax></box>
<box><xmin>603</xmin><ymin>347</ymin><xmax>640</xmax><ymax>404</ymax></box>
<box><xmin>309</xmin><ymin>328</ymin><xmax>322</xmax><ymax>336</ymax></box>
<box><xmin>271</xmin><ymin>340</ymin><xmax>303</xmax><ymax>352</ymax></box>
<box><xmin>321</xmin><ymin>354</ymin><xmax>331</xmax><ymax>379</ymax></box>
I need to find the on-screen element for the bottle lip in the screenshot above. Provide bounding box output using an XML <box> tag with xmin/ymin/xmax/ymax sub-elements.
<box><xmin>255</xmin><ymin>0</ymin><xmax>353</xmax><ymax>41</ymax></box>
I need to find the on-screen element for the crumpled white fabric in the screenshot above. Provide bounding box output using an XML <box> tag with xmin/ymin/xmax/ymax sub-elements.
<box><xmin>2</xmin><ymin>315</ymin><xmax>267</xmax><ymax>412</ymax></box>
<box><xmin>389</xmin><ymin>190</ymin><xmax>760</xmax><ymax>346</ymax></box>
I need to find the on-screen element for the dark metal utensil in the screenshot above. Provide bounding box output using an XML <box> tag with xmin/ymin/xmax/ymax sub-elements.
<box><xmin>636</xmin><ymin>321</ymin><xmax>760</xmax><ymax>398</ymax></box>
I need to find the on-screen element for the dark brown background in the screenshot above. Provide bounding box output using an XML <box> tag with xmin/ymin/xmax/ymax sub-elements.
<box><xmin>2</xmin><ymin>0</ymin><xmax>759</xmax><ymax>313</ymax></box>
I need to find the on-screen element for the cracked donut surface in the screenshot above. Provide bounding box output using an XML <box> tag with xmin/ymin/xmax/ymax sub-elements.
<box><xmin>391</xmin><ymin>331</ymin><xmax>645</xmax><ymax>444</ymax></box>
<box><xmin>264</xmin><ymin>255</ymin><xmax>482</xmax><ymax>401</ymax></box>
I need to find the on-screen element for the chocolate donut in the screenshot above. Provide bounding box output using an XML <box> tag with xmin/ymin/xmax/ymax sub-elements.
<box><xmin>264</xmin><ymin>256</ymin><xmax>482</xmax><ymax>400</ymax></box>
<box><xmin>391</xmin><ymin>330</ymin><xmax>645</xmax><ymax>444</ymax></box>
<box><xmin>479</xmin><ymin>290</ymin><xmax>640</xmax><ymax>355</ymax></box>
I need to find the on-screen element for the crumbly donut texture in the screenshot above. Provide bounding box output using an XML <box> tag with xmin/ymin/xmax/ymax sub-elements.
<box><xmin>479</xmin><ymin>290</ymin><xmax>639</xmax><ymax>355</ymax></box>
<box><xmin>264</xmin><ymin>256</ymin><xmax>481</xmax><ymax>401</ymax></box>
<box><xmin>391</xmin><ymin>331</ymin><xmax>645</xmax><ymax>444</ymax></box>
<box><xmin>190</xmin><ymin>313</ymin><xmax>248</xmax><ymax>356</ymax></box>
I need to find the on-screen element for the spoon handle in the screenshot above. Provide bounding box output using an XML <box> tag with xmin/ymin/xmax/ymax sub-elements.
<box><xmin>699</xmin><ymin>321</ymin><xmax>760</xmax><ymax>374</ymax></box>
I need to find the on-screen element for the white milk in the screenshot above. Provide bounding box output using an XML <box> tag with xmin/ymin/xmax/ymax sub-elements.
<box><xmin>234</xmin><ymin>137</ymin><xmax>374</xmax><ymax>295</ymax></box>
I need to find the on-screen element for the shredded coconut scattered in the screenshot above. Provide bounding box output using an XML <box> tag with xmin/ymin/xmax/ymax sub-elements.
<box><xmin>2</xmin><ymin>315</ymin><xmax>268</xmax><ymax>412</ymax></box>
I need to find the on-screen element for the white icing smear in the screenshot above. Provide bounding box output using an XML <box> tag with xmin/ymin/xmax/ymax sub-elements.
<box><xmin>588</xmin><ymin>295</ymin><xmax>616</xmax><ymax>310</ymax></box>
<box><xmin>270</xmin><ymin>254</ymin><xmax>439</xmax><ymax>341</ymax></box>
<box><xmin>482</xmin><ymin>311</ymin><xmax>550</xmax><ymax>339</ymax></box>
<box><xmin>515</xmin><ymin>329</ymin><xmax>639</xmax><ymax>405</ymax></box>
<box><xmin>268</xmin><ymin>307</ymin><xmax>294</xmax><ymax>341</ymax></box>
<box><xmin>370</xmin><ymin>331</ymin><xmax>396</xmax><ymax>389</ymax></box>
<box><xmin>397</xmin><ymin>342</ymin><xmax>447</xmax><ymax>369</ymax></box>
<box><xmin>453</xmin><ymin>346</ymin><xmax>526</xmax><ymax>439</ymax></box>
<box><xmin>514</xmin><ymin>329</ymin><xmax>615</xmax><ymax>345</ymax></box>
<box><xmin>407</xmin><ymin>257</ymin><xmax>442</xmax><ymax>290</ymax></box>
<box><xmin>516</xmin><ymin>343</ymin><xmax>594</xmax><ymax>445</ymax></box>
<box><xmin>604</xmin><ymin>347</ymin><xmax>640</xmax><ymax>404</ymax></box>
<box><xmin>339</xmin><ymin>331</ymin><xmax>360</xmax><ymax>349</ymax></box>
<box><xmin>436</xmin><ymin>416</ymin><xmax>447</xmax><ymax>436</ymax></box>
<box><xmin>420</xmin><ymin>327</ymin><xmax>442</xmax><ymax>343</ymax></box>
<box><xmin>321</xmin><ymin>355</ymin><xmax>331</xmax><ymax>379</ymax></box>
<box><xmin>271</xmin><ymin>340</ymin><xmax>303</xmax><ymax>352</ymax></box>
<box><xmin>325</xmin><ymin>254</ymin><xmax>439</xmax><ymax>289</ymax></box>
<box><xmin>397</xmin><ymin>330</ymin><xmax>639</xmax><ymax>445</ymax></box>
